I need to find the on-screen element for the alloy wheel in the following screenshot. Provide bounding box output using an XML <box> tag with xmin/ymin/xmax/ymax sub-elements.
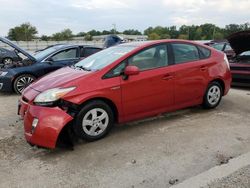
<box><xmin>16</xmin><ymin>76</ymin><xmax>34</xmax><ymax>94</ymax></box>
<box><xmin>207</xmin><ymin>85</ymin><xmax>221</xmax><ymax>106</ymax></box>
<box><xmin>82</xmin><ymin>108</ymin><xmax>109</xmax><ymax>136</ymax></box>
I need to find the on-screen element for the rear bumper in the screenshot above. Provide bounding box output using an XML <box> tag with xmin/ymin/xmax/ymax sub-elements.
<box><xmin>19</xmin><ymin>99</ymin><xmax>73</xmax><ymax>149</ymax></box>
<box><xmin>0</xmin><ymin>76</ymin><xmax>13</xmax><ymax>92</ymax></box>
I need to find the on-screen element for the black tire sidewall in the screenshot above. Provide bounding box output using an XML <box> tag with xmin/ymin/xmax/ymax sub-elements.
<box><xmin>73</xmin><ymin>100</ymin><xmax>114</xmax><ymax>141</ymax></box>
<box><xmin>203</xmin><ymin>82</ymin><xmax>223</xmax><ymax>109</ymax></box>
<box><xmin>13</xmin><ymin>74</ymin><xmax>36</xmax><ymax>94</ymax></box>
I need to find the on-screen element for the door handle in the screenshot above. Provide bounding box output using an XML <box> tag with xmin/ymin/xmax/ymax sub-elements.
<box><xmin>162</xmin><ymin>74</ymin><xmax>174</xmax><ymax>80</ymax></box>
<box><xmin>200</xmin><ymin>66</ymin><xmax>208</xmax><ymax>71</ymax></box>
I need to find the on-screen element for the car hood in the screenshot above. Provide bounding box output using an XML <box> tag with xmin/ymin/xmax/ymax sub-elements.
<box><xmin>0</xmin><ymin>37</ymin><xmax>36</xmax><ymax>62</ymax></box>
<box><xmin>227</xmin><ymin>30</ymin><xmax>250</xmax><ymax>55</ymax></box>
<box><xmin>29</xmin><ymin>66</ymin><xmax>93</xmax><ymax>92</ymax></box>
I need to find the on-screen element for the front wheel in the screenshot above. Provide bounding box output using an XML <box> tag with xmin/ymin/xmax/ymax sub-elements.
<box><xmin>202</xmin><ymin>81</ymin><xmax>223</xmax><ymax>109</ymax></box>
<box><xmin>2</xmin><ymin>57</ymin><xmax>13</xmax><ymax>65</ymax></box>
<box><xmin>73</xmin><ymin>100</ymin><xmax>114</xmax><ymax>141</ymax></box>
<box><xmin>13</xmin><ymin>74</ymin><xmax>36</xmax><ymax>94</ymax></box>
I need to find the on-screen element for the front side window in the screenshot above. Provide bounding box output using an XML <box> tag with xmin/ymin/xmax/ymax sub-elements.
<box><xmin>172</xmin><ymin>43</ymin><xmax>199</xmax><ymax>64</ymax></box>
<box><xmin>51</xmin><ymin>48</ymin><xmax>77</xmax><ymax>61</ymax></box>
<box><xmin>128</xmin><ymin>45</ymin><xmax>168</xmax><ymax>71</ymax></box>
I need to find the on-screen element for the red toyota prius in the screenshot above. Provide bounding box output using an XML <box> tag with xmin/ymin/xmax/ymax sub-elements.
<box><xmin>18</xmin><ymin>40</ymin><xmax>231</xmax><ymax>149</ymax></box>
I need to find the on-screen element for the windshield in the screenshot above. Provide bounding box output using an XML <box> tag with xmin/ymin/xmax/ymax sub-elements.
<box><xmin>74</xmin><ymin>46</ymin><xmax>136</xmax><ymax>71</ymax></box>
<box><xmin>33</xmin><ymin>46</ymin><xmax>63</xmax><ymax>61</ymax></box>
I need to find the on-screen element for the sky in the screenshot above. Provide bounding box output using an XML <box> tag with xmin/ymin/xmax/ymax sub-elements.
<box><xmin>0</xmin><ymin>0</ymin><xmax>250</xmax><ymax>36</ymax></box>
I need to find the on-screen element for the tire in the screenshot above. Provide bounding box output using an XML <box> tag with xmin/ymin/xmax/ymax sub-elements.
<box><xmin>13</xmin><ymin>74</ymin><xmax>36</xmax><ymax>94</ymax></box>
<box><xmin>2</xmin><ymin>57</ymin><xmax>13</xmax><ymax>65</ymax></box>
<box><xmin>202</xmin><ymin>81</ymin><xmax>223</xmax><ymax>109</ymax></box>
<box><xmin>73</xmin><ymin>100</ymin><xmax>114</xmax><ymax>141</ymax></box>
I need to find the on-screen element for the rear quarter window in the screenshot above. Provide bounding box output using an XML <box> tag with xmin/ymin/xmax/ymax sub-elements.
<box><xmin>82</xmin><ymin>48</ymin><xmax>101</xmax><ymax>57</ymax></box>
<box><xmin>172</xmin><ymin>43</ymin><xmax>200</xmax><ymax>64</ymax></box>
<box><xmin>197</xmin><ymin>46</ymin><xmax>211</xmax><ymax>59</ymax></box>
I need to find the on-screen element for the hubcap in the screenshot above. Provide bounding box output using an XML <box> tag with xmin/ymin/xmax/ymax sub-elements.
<box><xmin>82</xmin><ymin>108</ymin><xmax>109</xmax><ymax>136</ymax></box>
<box><xmin>207</xmin><ymin>85</ymin><xmax>221</xmax><ymax>106</ymax></box>
<box><xmin>16</xmin><ymin>76</ymin><xmax>34</xmax><ymax>93</ymax></box>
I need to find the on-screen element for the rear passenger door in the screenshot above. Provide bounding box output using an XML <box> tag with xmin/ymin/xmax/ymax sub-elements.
<box><xmin>170</xmin><ymin>42</ymin><xmax>211</xmax><ymax>106</ymax></box>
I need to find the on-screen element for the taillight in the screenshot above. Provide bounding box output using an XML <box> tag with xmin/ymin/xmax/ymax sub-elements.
<box><xmin>224</xmin><ymin>54</ymin><xmax>230</xmax><ymax>70</ymax></box>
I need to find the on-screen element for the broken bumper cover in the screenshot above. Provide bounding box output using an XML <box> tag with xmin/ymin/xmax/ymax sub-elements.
<box><xmin>19</xmin><ymin>99</ymin><xmax>73</xmax><ymax>149</ymax></box>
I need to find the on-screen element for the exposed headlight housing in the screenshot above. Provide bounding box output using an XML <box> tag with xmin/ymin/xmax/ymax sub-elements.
<box><xmin>0</xmin><ymin>71</ymin><xmax>8</xmax><ymax>76</ymax></box>
<box><xmin>34</xmin><ymin>87</ymin><xmax>76</xmax><ymax>106</ymax></box>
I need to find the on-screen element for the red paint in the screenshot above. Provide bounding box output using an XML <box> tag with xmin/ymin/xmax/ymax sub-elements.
<box><xmin>19</xmin><ymin>40</ymin><xmax>232</xmax><ymax>148</ymax></box>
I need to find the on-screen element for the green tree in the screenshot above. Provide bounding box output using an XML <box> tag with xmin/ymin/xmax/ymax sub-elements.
<box><xmin>76</xmin><ymin>32</ymin><xmax>86</xmax><ymax>37</ymax></box>
<box><xmin>8</xmin><ymin>22</ymin><xmax>38</xmax><ymax>41</ymax></box>
<box><xmin>123</xmin><ymin>29</ymin><xmax>142</xmax><ymax>35</ymax></box>
<box><xmin>178</xmin><ymin>34</ymin><xmax>189</xmax><ymax>39</ymax></box>
<box><xmin>148</xmin><ymin>33</ymin><xmax>161</xmax><ymax>40</ymax></box>
<box><xmin>52</xmin><ymin>29</ymin><xmax>73</xmax><ymax>41</ymax></box>
<box><xmin>40</xmin><ymin>35</ymin><xmax>50</xmax><ymax>41</ymax></box>
<box><xmin>84</xmin><ymin>34</ymin><xmax>92</xmax><ymax>41</ymax></box>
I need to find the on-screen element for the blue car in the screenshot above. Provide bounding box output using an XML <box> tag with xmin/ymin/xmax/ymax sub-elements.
<box><xmin>0</xmin><ymin>37</ymin><xmax>102</xmax><ymax>94</ymax></box>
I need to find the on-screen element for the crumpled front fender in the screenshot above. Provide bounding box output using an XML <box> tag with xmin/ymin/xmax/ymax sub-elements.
<box><xmin>23</xmin><ymin>105</ymin><xmax>73</xmax><ymax>149</ymax></box>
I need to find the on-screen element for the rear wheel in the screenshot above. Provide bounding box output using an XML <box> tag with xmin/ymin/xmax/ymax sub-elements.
<box><xmin>13</xmin><ymin>74</ymin><xmax>36</xmax><ymax>94</ymax></box>
<box><xmin>73</xmin><ymin>100</ymin><xmax>114</xmax><ymax>141</ymax></box>
<box><xmin>202</xmin><ymin>81</ymin><xmax>222</xmax><ymax>109</ymax></box>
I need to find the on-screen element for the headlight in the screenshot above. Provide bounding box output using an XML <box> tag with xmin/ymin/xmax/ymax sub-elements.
<box><xmin>34</xmin><ymin>87</ymin><xmax>76</xmax><ymax>105</ymax></box>
<box><xmin>0</xmin><ymin>71</ymin><xmax>8</xmax><ymax>76</ymax></box>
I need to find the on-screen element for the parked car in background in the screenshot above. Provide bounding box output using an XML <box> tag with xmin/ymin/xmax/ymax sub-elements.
<box><xmin>18</xmin><ymin>39</ymin><xmax>231</xmax><ymax>149</ymax></box>
<box><xmin>206</xmin><ymin>40</ymin><xmax>235</xmax><ymax>59</ymax></box>
<box><xmin>0</xmin><ymin>47</ymin><xmax>21</xmax><ymax>66</ymax></box>
<box><xmin>0</xmin><ymin>37</ymin><xmax>102</xmax><ymax>94</ymax></box>
<box><xmin>103</xmin><ymin>35</ymin><xmax>124</xmax><ymax>48</ymax></box>
<box><xmin>227</xmin><ymin>30</ymin><xmax>250</xmax><ymax>86</ymax></box>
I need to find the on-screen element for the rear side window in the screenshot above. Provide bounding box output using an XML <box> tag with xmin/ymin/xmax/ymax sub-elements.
<box><xmin>197</xmin><ymin>46</ymin><xmax>211</xmax><ymax>59</ymax></box>
<box><xmin>172</xmin><ymin>43</ymin><xmax>199</xmax><ymax>64</ymax></box>
<box><xmin>82</xmin><ymin>48</ymin><xmax>101</xmax><ymax>57</ymax></box>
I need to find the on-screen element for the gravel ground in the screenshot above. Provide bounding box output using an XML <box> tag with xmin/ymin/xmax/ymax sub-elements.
<box><xmin>207</xmin><ymin>165</ymin><xmax>250</xmax><ymax>188</ymax></box>
<box><xmin>0</xmin><ymin>88</ymin><xmax>249</xmax><ymax>187</ymax></box>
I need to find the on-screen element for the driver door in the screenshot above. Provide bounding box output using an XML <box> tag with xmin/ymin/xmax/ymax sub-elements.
<box><xmin>42</xmin><ymin>47</ymin><xmax>79</xmax><ymax>74</ymax></box>
<box><xmin>120</xmin><ymin>44</ymin><xmax>174</xmax><ymax>122</ymax></box>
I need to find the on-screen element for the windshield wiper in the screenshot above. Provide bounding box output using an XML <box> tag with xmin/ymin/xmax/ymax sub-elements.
<box><xmin>72</xmin><ymin>65</ymin><xmax>92</xmax><ymax>71</ymax></box>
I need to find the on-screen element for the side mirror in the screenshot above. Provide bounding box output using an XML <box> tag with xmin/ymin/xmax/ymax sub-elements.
<box><xmin>45</xmin><ymin>57</ymin><xmax>53</xmax><ymax>64</ymax></box>
<box><xmin>124</xmin><ymin>66</ymin><xmax>140</xmax><ymax>76</ymax></box>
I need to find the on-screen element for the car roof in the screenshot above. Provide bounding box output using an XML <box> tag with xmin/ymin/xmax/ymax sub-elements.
<box><xmin>54</xmin><ymin>44</ymin><xmax>102</xmax><ymax>49</ymax></box>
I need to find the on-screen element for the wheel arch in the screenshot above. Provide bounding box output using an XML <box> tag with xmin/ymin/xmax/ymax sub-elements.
<box><xmin>78</xmin><ymin>97</ymin><xmax>119</xmax><ymax>123</ymax></box>
<box><xmin>209</xmin><ymin>78</ymin><xmax>225</xmax><ymax>94</ymax></box>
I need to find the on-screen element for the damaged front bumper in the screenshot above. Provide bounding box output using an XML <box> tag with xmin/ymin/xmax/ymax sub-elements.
<box><xmin>19</xmin><ymin>98</ymin><xmax>73</xmax><ymax>149</ymax></box>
